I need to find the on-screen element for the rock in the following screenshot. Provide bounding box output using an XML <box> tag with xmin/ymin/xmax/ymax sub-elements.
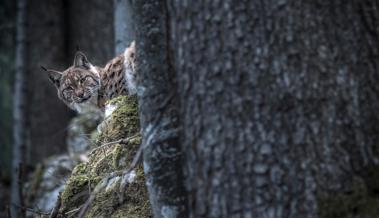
<box><xmin>66</xmin><ymin>106</ymin><xmax>103</xmax><ymax>161</ymax></box>
<box><xmin>27</xmin><ymin>155</ymin><xmax>75</xmax><ymax>214</ymax></box>
<box><xmin>27</xmin><ymin>96</ymin><xmax>149</xmax><ymax>218</ymax></box>
<box><xmin>59</xmin><ymin>95</ymin><xmax>151</xmax><ymax>218</ymax></box>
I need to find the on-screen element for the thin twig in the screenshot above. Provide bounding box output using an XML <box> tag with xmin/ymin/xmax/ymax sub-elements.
<box><xmin>65</xmin><ymin>207</ymin><xmax>81</xmax><ymax>215</ymax></box>
<box><xmin>89</xmin><ymin>134</ymin><xmax>140</xmax><ymax>155</ymax></box>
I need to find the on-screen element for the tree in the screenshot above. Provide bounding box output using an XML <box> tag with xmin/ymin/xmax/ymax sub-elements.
<box><xmin>136</xmin><ymin>1</ymin><xmax>379</xmax><ymax>217</ymax></box>
<box><xmin>11</xmin><ymin>0</ymin><xmax>27</xmax><ymax>217</ymax></box>
<box><xmin>134</xmin><ymin>1</ymin><xmax>188</xmax><ymax>217</ymax></box>
<box><xmin>0</xmin><ymin>0</ymin><xmax>16</xmax><ymax>183</ymax></box>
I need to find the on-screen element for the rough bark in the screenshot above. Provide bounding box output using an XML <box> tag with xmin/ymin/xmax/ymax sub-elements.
<box><xmin>167</xmin><ymin>1</ymin><xmax>379</xmax><ymax>218</ymax></box>
<box><xmin>134</xmin><ymin>0</ymin><xmax>188</xmax><ymax>217</ymax></box>
<box><xmin>11</xmin><ymin>0</ymin><xmax>27</xmax><ymax>216</ymax></box>
<box><xmin>27</xmin><ymin>0</ymin><xmax>72</xmax><ymax>162</ymax></box>
<box><xmin>114</xmin><ymin>0</ymin><xmax>135</xmax><ymax>54</ymax></box>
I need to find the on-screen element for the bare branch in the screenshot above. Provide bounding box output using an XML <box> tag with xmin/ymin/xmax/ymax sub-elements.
<box><xmin>89</xmin><ymin>133</ymin><xmax>140</xmax><ymax>155</ymax></box>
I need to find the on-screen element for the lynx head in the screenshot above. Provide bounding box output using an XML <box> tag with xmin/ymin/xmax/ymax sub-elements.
<box><xmin>43</xmin><ymin>52</ymin><xmax>101</xmax><ymax>111</ymax></box>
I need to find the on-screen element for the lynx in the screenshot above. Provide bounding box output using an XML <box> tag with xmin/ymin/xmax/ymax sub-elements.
<box><xmin>43</xmin><ymin>42</ymin><xmax>136</xmax><ymax>113</ymax></box>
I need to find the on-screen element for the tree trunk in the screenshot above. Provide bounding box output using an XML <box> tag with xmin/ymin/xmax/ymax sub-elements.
<box><xmin>11</xmin><ymin>0</ymin><xmax>27</xmax><ymax>216</ymax></box>
<box><xmin>27</xmin><ymin>0</ymin><xmax>72</xmax><ymax>162</ymax></box>
<box><xmin>114</xmin><ymin>0</ymin><xmax>135</xmax><ymax>54</ymax></box>
<box><xmin>134</xmin><ymin>1</ymin><xmax>188</xmax><ymax>217</ymax></box>
<box><xmin>137</xmin><ymin>0</ymin><xmax>379</xmax><ymax>217</ymax></box>
<box><xmin>0</xmin><ymin>0</ymin><xmax>16</xmax><ymax>183</ymax></box>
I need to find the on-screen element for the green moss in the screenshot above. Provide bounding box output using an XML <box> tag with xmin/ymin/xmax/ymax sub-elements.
<box><xmin>85</xmin><ymin>166</ymin><xmax>151</xmax><ymax>218</ymax></box>
<box><xmin>129</xmin><ymin>136</ymin><xmax>141</xmax><ymax>146</ymax></box>
<box><xmin>58</xmin><ymin>96</ymin><xmax>151</xmax><ymax>217</ymax></box>
<box><xmin>90</xmin><ymin>130</ymin><xmax>100</xmax><ymax>146</ymax></box>
<box><xmin>98</xmin><ymin>95</ymin><xmax>139</xmax><ymax>144</ymax></box>
<box><xmin>60</xmin><ymin>175</ymin><xmax>91</xmax><ymax>209</ymax></box>
<box><xmin>105</xmin><ymin>95</ymin><xmax>131</xmax><ymax>106</ymax></box>
<box><xmin>113</xmin><ymin>144</ymin><xmax>122</xmax><ymax>169</ymax></box>
<box><xmin>72</xmin><ymin>163</ymin><xmax>88</xmax><ymax>175</ymax></box>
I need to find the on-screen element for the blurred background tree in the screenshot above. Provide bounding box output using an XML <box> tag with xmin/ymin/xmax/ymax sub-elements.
<box><xmin>0</xmin><ymin>0</ymin><xmax>16</xmax><ymax>182</ymax></box>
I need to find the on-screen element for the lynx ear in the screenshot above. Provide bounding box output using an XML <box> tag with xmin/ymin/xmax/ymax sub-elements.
<box><xmin>73</xmin><ymin>51</ymin><xmax>90</xmax><ymax>69</ymax></box>
<box><xmin>42</xmin><ymin>66</ymin><xmax>62</xmax><ymax>88</ymax></box>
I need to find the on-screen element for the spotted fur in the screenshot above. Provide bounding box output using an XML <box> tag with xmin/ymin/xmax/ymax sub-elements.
<box><xmin>45</xmin><ymin>41</ymin><xmax>136</xmax><ymax>113</ymax></box>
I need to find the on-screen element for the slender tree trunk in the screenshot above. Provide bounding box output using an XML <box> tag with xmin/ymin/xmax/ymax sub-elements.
<box><xmin>167</xmin><ymin>1</ymin><xmax>379</xmax><ymax>217</ymax></box>
<box><xmin>134</xmin><ymin>1</ymin><xmax>188</xmax><ymax>217</ymax></box>
<box><xmin>11</xmin><ymin>0</ymin><xmax>27</xmax><ymax>217</ymax></box>
<box><xmin>114</xmin><ymin>0</ymin><xmax>135</xmax><ymax>54</ymax></box>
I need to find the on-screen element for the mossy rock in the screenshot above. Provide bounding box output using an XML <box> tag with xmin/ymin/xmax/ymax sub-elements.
<box><xmin>59</xmin><ymin>96</ymin><xmax>151</xmax><ymax>218</ymax></box>
<box><xmin>97</xmin><ymin>95</ymin><xmax>140</xmax><ymax>144</ymax></box>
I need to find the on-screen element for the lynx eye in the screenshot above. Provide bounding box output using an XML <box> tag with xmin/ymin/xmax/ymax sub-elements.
<box><xmin>64</xmin><ymin>87</ymin><xmax>73</xmax><ymax>92</ymax></box>
<box><xmin>80</xmin><ymin>76</ymin><xmax>91</xmax><ymax>83</ymax></box>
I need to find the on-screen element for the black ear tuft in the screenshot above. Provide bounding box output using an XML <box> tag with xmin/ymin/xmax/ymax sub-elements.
<box><xmin>73</xmin><ymin>51</ymin><xmax>90</xmax><ymax>69</ymax></box>
<box><xmin>46</xmin><ymin>70</ymin><xmax>62</xmax><ymax>88</ymax></box>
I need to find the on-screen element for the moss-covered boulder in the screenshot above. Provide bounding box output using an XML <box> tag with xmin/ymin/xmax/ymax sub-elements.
<box><xmin>58</xmin><ymin>96</ymin><xmax>151</xmax><ymax>218</ymax></box>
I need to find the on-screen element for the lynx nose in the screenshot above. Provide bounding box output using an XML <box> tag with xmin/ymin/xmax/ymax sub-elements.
<box><xmin>76</xmin><ymin>90</ymin><xmax>84</xmax><ymax>97</ymax></box>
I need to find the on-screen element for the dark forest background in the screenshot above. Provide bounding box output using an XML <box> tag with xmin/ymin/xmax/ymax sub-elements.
<box><xmin>0</xmin><ymin>0</ymin><xmax>115</xmax><ymax>213</ymax></box>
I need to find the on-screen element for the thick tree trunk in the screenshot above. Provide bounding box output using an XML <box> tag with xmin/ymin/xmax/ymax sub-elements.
<box><xmin>11</xmin><ymin>0</ymin><xmax>27</xmax><ymax>217</ymax></box>
<box><xmin>27</xmin><ymin>0</ymin><xmax>72</xmax><ymax>162</ymax></box>
<box><xmin>114</xmin><ymin>0</ymin><xmax>135</xmax><ymax>54</ymax></box>
<box><xmin>168</xmin><ymin>1</ymin><xmax>378</xmax><ymax>218</ymax></box>
<box><xmin>134</xmin><ymin>1</ymin><xmax>188</xmax><ymax>217</ymax></box>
